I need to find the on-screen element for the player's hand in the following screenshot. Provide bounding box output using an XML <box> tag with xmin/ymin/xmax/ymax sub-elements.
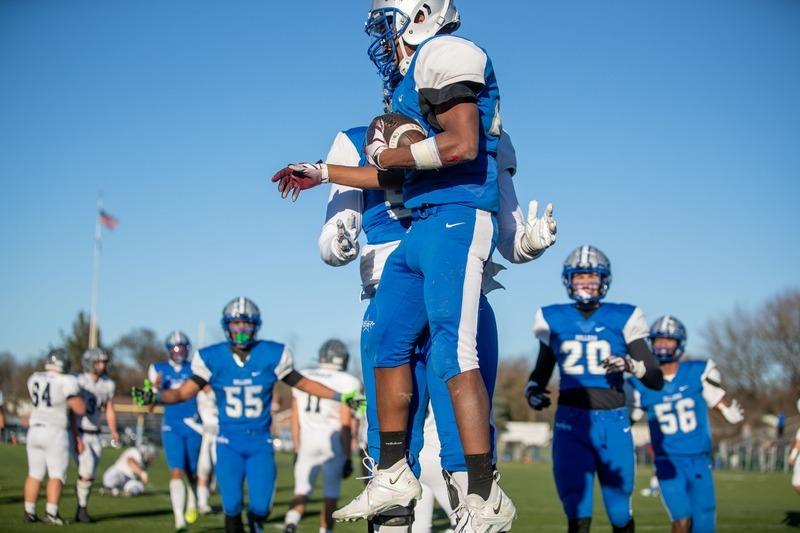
<box><xmin>602</xmin><ymin>355</ymin><xmax>646</xmax><ymax>378</ymax></box>
<box><xmin>271</xmin><ymin>162</ymin><xmax>329</xmax><ymax>202</ymax></box>
<box><xmin>140</xmin><ymin>471</ymin><xmax>149</xmax><ymax>484</ymax></box>
<box><xmin>75</xmin><ymin>436</ymin><xmax>85</xmax><ymax>455</ymax></box>
<box><xmin>342</xmin><ymin>457</ymin><xmax>354</xmax><ymax>479</ymax></box>
<box><xmin>365</xmin><ymin>119</ymin><xmax>388</xmax><ymax>170</ymax></box>
<box><xmin>333</xmin><ymin>215</ymin><xmax>359</xmax><ymax>262</ymax></box>
<box><xmin>521</xmin><ymin>200</ymin><xmax>557</xmax><ymax>257</ymax></box>
<box><xmin>719</xmin><ymin>399</ymin><xmax>744</xmax><ymax>424</ymax></box>
<box><xmin>110</xmin><ymin>431</ymin><xmax>121</xmax><ymax>448</ymax></box>
<box><xmin>524</xmin><ymin>380</ymin><xmax>551</xmax><ymax>411</ymax></box>
<box><xmin>340</xmin><ymin>390</ymin><xmax>366</xmax><ymax>414</ymax></box>
<box><xmin>131</xmin><ymin>380</ymin><xmax>160</xmax><ymax>407</ymax></box>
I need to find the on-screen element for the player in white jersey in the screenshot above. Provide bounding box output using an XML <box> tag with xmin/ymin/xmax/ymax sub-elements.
<box><xmin>23</xmin><ymin>348</ymin><xmax>86</xmax><ymax>525</ymax></box>
<box><xmin>73</xmin><ymin>348</ymin><xmax>120</xmax><ymax>523</ymax></box>
<box><xmin>283</xmin><ymin>339</ymin><xmax>362</xmax><ymax>533</ymax></box>
<box><xmin>183</xmin><ymin>385</ymin><xmax>218</xmax><ymax>514</ymax></box>
<box><xmin>0</xmin><ymin>389</ymin><xmax>5</xmax><ymax>434</ymax></box>
<box><xmin>102</xmin><ymin>444</ymin><xmax>157</xmax><ymax>496</ymax></box>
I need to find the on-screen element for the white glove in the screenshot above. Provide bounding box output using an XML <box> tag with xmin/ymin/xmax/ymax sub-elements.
<box><xmin>602</xmin><ymin>355</ymin><xmax>646</xmax><ymax>379</ymax></box>
<box><xmin>332</xmin><ymin>214</ymin><xmax>359</xmax><ymax>262</ymax></box>
<box><xmin>365</xmin><ymin>119</ymin><xmax>389</xmax><ymax>170</ymax></box>
<box><xmin>139</xmin><ymin>471</ymin><xmax>149</xmax><ymax>484</ymax></box>
<box><xmin>520</xmin><ymin>200</ymin><xmax>557</xmax><ymax>257</ymax></box>
<box><xmin>719</xmin><ymin>399</ymin><xmax>744</xmax><ymax>424</ymax></box>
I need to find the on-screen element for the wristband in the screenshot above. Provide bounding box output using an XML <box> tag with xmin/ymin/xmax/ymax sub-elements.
<box><xmin>410</xmin><ymin>137</ymin><xmax>443</xmax><ymax>170</ymax></box>
<box><xmin>332</xmin><ymin>392</ymin><xmax>342</xmax><ymax>402</ymax></box>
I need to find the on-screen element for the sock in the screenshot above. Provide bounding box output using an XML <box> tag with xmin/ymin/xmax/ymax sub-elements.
<box><xmin>568</xmin><ymin>517</ymin><xmax>592</xmax><ymax>533</ymax></box>
<box><xmin>77</xmin><ymin>479</ymin><xmax>92</xmax><ymax>507</ymax></box>
<box><xmin>379</xmin><ymin>431</ymin><xmax>407</xmax><ymax>469</ymax></box>
<box><xmin>186</xmin><ymin>480</ymin><xmax>197</xmax><ymax>511</ymax></box>
<box><xmin>612</xmin><ymin>518</ymin><xmax>635</xmax><ymax>533</ymax></box>
<box><xmin>170</xmin><ymin>479</ymin><xmax>186</xmax><ymax>527</ymax></box>
<box><xmin>320</xmin><ymin>529</ymin><xmax>333</xmax><ymax>533</ymax></box>
<box><xmin>46</xmin><ymin>502</ymin><xmax>58</xmax><ymax>517</ymax></box>
<box><xmin>649</xmin><ymin>476</ymin><xmax>658</xmax><ymax>491</ymax></box>
<box><xmin>197</xmin><ymin>484</ymin><xmax>210</xmax><ymax>508</ymax></box>
<box><xmin>284</xmin><ymin>509</ymin><xmax>301</xmax><ymax>526</ymax></box>
<box><xmin>24</xmin><ymin>501</ymin><xmax>35</xmax><ymax>514</ymax></box>
<box><xmin>225</xmin><ymin>513</ymin><xmax>244</xmax><ymax>533</ymax></box>
<box><xmin>465</xmin><ymin>453</ymin><xmax>494</xmax><ymax>500</ymax></box>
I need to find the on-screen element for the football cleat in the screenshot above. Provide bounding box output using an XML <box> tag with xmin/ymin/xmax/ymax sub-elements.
<box><xmin>454</xmin><ymin>475</ymin><xmax>516</xmax><ymax>533</ymax></box>
<box><xmin>283</xmin><ymin>524</ymin><xmax>297</xmax><ymax>533</ymax></box>
<box><xmin>74</xmin><ymin>506</ymin><xmax>94</xmax><ymax>523</ymax></box>
<box><xmin>23</xmin><ymin>511</ymin><xmax>38</xmax><ymax>523</ymax></box>
<box><xmin>332</xmin><ymin>459</ymin><xmax>422</xmax><ymax>522</ymax></box>
<box><xmin>42</xmin><ymin>513</ymin><xmax>67</xmax><ymax>526</ymax></box>
<box><xmin>198</xmin><ymin>503</ymin><xmax>213</xmax><ymax>515</ymax></box>
<box><xmin>184</xmin><ymin>508</ymin><xmax>198</xmax><ymax>524</ymax></box>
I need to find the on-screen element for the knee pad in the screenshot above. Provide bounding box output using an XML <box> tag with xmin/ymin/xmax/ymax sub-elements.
<box><xmin>369</xmin><ymin>504</ymin><xmax>415</xmax><ymax>533</ymax></box>
<box><xmin>568</xmin><ymin>517</ymin><xmax>592</xmax><ymax>533</ymax></box>
<box><xmin>612</xmin><ymin>517</ymin><xmax>635</xmax><ymax>533</ymax></box>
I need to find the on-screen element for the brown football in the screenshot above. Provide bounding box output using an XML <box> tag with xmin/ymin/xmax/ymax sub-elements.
<box><xmin>367</xmin><ymin>113</ymin><xmax>427</xmax><ymax>149</ymax></box>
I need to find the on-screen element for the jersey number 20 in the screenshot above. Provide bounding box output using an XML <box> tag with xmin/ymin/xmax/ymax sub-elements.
<box><xmin>561</xmin><ymin>340</ymin><xmax>611</xmax><ymax>375</ymax></box>
<box><xmin>224</xmin><ymin>385</ymin><xmax>263</xmax><ymax>419</ymax></box>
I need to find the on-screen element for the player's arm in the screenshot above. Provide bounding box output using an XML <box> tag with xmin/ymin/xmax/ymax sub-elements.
<box><xmin>625</xmin><ymin>339</ymin><xmax>664</xmax><ymax>390</ymax></box>
<box><xmin>702</xmin><ymin>361</ymin><xmax>744</xmax><ymax>424</ymax></box>
<box><xmin>603</xmin><ymin>307</ymin><xmax>664</xmax><ymax>390</ymax></box>
<box><xmin>276</xmin><ymin>347</ymin><xmax>364</xmax><ymax>409</ymax></box>
<box><xmin>127</xmin><ymin>457</ymin><xmax>149</xmax><ymax>483</ymax></box>
<box><xmin>339</xmin><ymin>401</ymin><xmax>355</xmax><ymax>479</ymax></box>
<box><xmin>319</xmin><ymin>183</ymin><xmax>363</xmax><ymax>267</ymax></box>
<box><xmin>0</xmin><ymin>404</ymin><xmax>5</xmax><ymax>430</ymax></box>
<box><xmin>290</xmin><ymin>397</ymin><xmax>300</xmax><ymax>452</ymax></box>
<box><xmin>105</xmin><ymin>397</ymin><xmax>120</xmax><ymax>445</ymax></box>
<box><xmin>526</xmin><ymin>310</ymin><xmax>557</xmax><ymax>410</ymax></box>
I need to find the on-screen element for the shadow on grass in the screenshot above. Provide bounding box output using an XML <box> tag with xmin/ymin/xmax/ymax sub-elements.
<box><xmin>783</xmin><ymin>511</ymin><xmax>800</xmax><ymax>527</ymax></box>
<box><xmin>94</xmin><ymin>508</ymin><xmax>173</xmax><ymax>522</ymax></box>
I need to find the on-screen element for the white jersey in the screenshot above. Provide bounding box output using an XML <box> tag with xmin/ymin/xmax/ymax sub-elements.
<box><xmin>197</xmin><ymin>388</ymin><xmax>218</xmax><ymax>428</ymax></box>
<box><xmin>0</xmin><ymin>389</ymin><xmax>4</xmax><ymax>406</ymax></box>
<box><xmin>76</xmin><ymin>372</ymin><xmax>116</xmax><ymax>432</ymax></box>
<box><xmin>110</xmin><ymin>447</ymin><xmax>145</xmax><ymax>479</ymax></box>
<box><xmin>27</xmin><ymin>371</ymin><xmax>80</xmax><ymax>429</ymax></box>
<box><xmin>318</xmin><ymin>131</ymin><xmax>533</xmax><ymax>299</ymax></box>
<box><xmin>292</xmin><ymin>367</ymin><xmax>361</xmax><ymax>441</ymax></box>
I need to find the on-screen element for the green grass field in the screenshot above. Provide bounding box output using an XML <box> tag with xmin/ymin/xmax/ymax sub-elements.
<box><xmin>0</xmin><ymin>443</ymin><xmax>798</xmax><ymax>532</ymax></box>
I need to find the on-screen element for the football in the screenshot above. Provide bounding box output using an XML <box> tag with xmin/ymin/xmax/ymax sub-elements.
<box><xmin>367</xmin><ymin>112</ymin><xmax>427</xmax><ymax>148</ymax></box>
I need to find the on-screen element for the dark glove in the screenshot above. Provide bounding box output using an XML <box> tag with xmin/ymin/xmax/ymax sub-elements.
<box><xmin>524</xmin><ymin>380</ymin><xmax>551</xmax><ymax>411</ymax></box>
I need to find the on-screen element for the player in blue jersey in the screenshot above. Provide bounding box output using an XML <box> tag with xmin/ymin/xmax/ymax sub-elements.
<box><xmin>525</xmin><ymin>245</ymin><xmax>664</xmax><ymax>533</ymax></box>
<box><xmin>133</xmin><ymin>297</ymin><xmax>364</xmax><ymax>533</ymax></box>
<box><xmin>148</xmin><ymin>331</ymin><xmax>201</xmax><ymax>531</ymax></box>
<box><xmin>629</xmin><ymin>316</ymin><xmax>743</xmax><ymax>533</ymax></box>
<box><xmin>315</xmin><ymin>125</ymin><xmax>555</xmax><ymax>532</ymax></box>
<box><xmin>272</xmin><ymin>2</ymin><xmax>533</xmax><ymax>527</ymax></box>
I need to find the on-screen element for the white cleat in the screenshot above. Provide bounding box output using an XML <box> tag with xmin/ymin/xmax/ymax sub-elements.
<box><xmin>332</xmin><ymin>459</ymin><xmax>422</xmax><ymax>522</ymax></box>
<box><xmin>454</xmin><ymin>477</ymin><xmax>516</xmax><ymax>532</ymax></box>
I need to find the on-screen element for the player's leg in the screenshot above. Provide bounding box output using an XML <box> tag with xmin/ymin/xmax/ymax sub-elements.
<box><xmin>123</xmin><ymin>479</ymin><xmax>146</xmax><ymax>496</ymax></box>
<box><xmin>244</xmin><ymin>435</ymin><xmax>277</xmax><ymax>533</ymax></box>
<box><xmin>197</xmin><ymin>431</ymin><xmax>214</xmax><ymax>514</ymax></box>
<box><xmin>216</xmin><ymin>435</ymin><xmax>247</xmax><ymax>533</ymax></box>
<box><xmin>163</xmin><ymin>427</ymin><xmax>190</xmax><ymax>530</ymax></box>
<box><xmin>23</xmin><ymin>427</ymin><xmax>46</xmax><ymax>521</ymax></box>
<box><xmin>686</xmin><ymin>454</ymin><xmax>716</xmax><ymax>533</ymax></box>
<box><xmin>42</xmin><ymin>428</ymin><xmax>71</xmax><ymax>525</ymax></box>
<box><xmin>418</xmin><ymin>207</ymin><xmax>497</xmax><ymax>501</ymax></box>
<box><xmin>75</xmin><ymin>433</ymin><xmax>101</xmax><ymax>522</ymax></box>
<box><xmin>654</xmin><ymin>456</ymin><xmax>692</xmax><ymax>532</ymax></box>
<box><xmin>552</xmin><ymin>406</ymin><xmax>597</xmax><ymax>532</ymax></box>
<box><xmin>183</xmin><ymin>426</ymin><xmax>202</xmax><ymax>523</ymax></box>
<box><xmin>595</xmin><ymin>409</ymin><xmax>636</xmax><ymax>531</ymax></box>
<box><xmin>321</xmin><ymin>454</ymin><xmax>347</xmax><ymax>533</ymax></box>
<box><xmin>284</xmin><ymin>453</ymin><xmax>321</xmax><ymax>532</ymax></box>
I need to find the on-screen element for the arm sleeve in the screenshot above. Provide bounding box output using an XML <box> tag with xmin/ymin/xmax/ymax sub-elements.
<box><xmin>529</xmin><ymin>342</ymin><xmax>557</xmax><ymax>387</ymax></box>
<box><xmin>701</xmin><ymin>359</ymin><xmax>726</xmax><ymax>407</ymax></box>
<box><xmin>190</xmin><ymin>351</ymin><xmax>212</xmax><ymax>382</ymax></box>
<box><xmin>319</xmin><ymin>132</ymin><xmax>364</xmax><ymax>267</ymax></box>
<box><xmin>147</xmin><ymin>364</ymin><xmax>158</xmax><ymax>383</ymax></box>
<box><xmin>623</xmin><ymin>307</ymin><xmax>650</xmax><ymax>344</ymax></box>
<box><xmin>627</xmin><ymin>338</ymin><xmax>664</xmax><ymax>390</ymax></box>
<box><xmin>274</xmin><ymin>346</ymin><xmax>295</xmax><ymax>380</ymax></box>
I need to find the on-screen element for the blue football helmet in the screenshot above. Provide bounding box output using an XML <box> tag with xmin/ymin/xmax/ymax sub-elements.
<box><xmin>221</xmin><ymin>296</ymin><xmax>261</xmax><ymax>350</ymax></box>
<box><xmin>164</xmin><ymin>330</ymin><xmax>191</xmax><ymax>365</ymax></box>
<box><xmin>561</xmin><ymin>245</ymin><xmax>612</xmax><ymax>305</ymax></box>
<box><xmin>649</xmin><ymin>315</ymin><xmax>687</xmax><ymax>364</ymax></box>
<box><xmin>365</xmin><ymin>0</ymin><xmax>460</xmax><ymax>100</ymax></box>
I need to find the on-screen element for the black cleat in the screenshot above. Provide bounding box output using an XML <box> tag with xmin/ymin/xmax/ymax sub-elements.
<box><xmin>42</xmin><ymin>513</ymin><xmax>67</xmax><ymax>526</ymax></box>
<box><xmin>24</xmin><ymin>512</ymin><xmax>39</xmax><ymax>523</ymax></box>
<box><xmin>75</xmin><ymin>506</ymin><xmax>94</xmax><ymax>523</ymax></box>
<box><xmin>283</xmin><ymin>524</ymin><xmax>298</xmax><ymax>533</ymax></box>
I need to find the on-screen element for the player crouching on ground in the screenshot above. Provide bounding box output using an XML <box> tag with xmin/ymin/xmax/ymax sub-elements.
<box><xmin>73</xmin><ymin>348</ymin><xmax>120</xmax><ymax>523</ymax></box>
<box><xmin>629</xmin><ymin>316</ymin><xmax>744</xmax><ymax>533</ymax></box>
<box><xmin>133</xmin><ymin>297</ymin><xmax>365</xmax><ymax>533</ymax></box>
<box><xmin>283</xmin><ymin>339</ymin><xmax>361</xmax><ymax>533</ymax></box>
<box><xmin>101</xmin><ymin>444</ymin><xmax>156</xmax><ymax>496</ymax></box>
<box><xmin>23</xmin><ymin>348</ymin><xmax>86</xmax><ymax>525</ymax></box>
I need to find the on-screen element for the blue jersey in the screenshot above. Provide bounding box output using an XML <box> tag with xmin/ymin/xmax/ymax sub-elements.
<box><xmin>630</xmin><ymin>360</ymin><xmax>720</xmax><ymax>457</ymax></box>
<box><xmin>391</xmin><ymin>35</ymin><xmax>501</xmax><ymax>212</ymax></box>
<box><xmin>191</xmin><ymin>340</ymin><xmax>294</xmax><ymax>433</ymax></box>
<box><xmin>534</xmin><ymin>302</ymin><xmax>649</xmax><ymax>391</ymax></box>
<box><xmin>341</xmin><ymin>127</ymin><xmax>411</xmax><ymax>245</ymax></box>
<box><xmin>149</xmin><ymin>361</ymin><xmax>197</xmax><ymax>424</ymax></box>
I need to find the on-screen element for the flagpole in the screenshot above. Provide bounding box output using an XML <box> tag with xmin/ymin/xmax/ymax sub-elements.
<box><xmin>88</xmin><ymin>193</ymin><xmax>103</xmax><ymax>349</ymax></box>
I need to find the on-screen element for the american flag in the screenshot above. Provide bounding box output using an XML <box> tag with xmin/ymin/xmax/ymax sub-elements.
<box><xmin>98</xmin><ymin>210</ymin><xmax>118</xmax><ymax>231</ymax></box>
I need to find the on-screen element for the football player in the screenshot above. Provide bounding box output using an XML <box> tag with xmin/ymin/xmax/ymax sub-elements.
<box><xmin>283</xmin><ymin>339</ymin><xmax>362</xmax><ymax>533</ymax></box>
<box><xmin>73</xmin><ymin>348</ymin><xmax>119</xmax><ymax>523</ymax></box>
<box><xmin>194</xmin><ymin>385</ymin><xmax>218</xmax><ymax>514</ymax></box>
<box><xmin>791</xmin><ymin>397</ymin><xmax>800</xmax><ymax>495</ymax></box>
<box><xmin>133</xmin><ymin>297</ymin><xmax>364</xmax><ymax>533</ymax></box>
<box><xmin>629</xmin><ymin>316</ymin><xmax>744</xmax><ymax>533</ymax></box>
<box><xmin>526</xmin><ymin>245</ymin><xmax>664</xmax><ymax>533</ymax></box>
<box><xmin>149</xmin><ymin>331</ymin><xmax>201</xmax><ymax>531</ymax></box>
<box><xmin>101</xmin><ymin>444</ymin><xmax>156</xmax><ymax>497</ymax></box>
<box><xmin>23</xmin><ymin>348</ymin><xmax>86</xmax><ymax>525</ymax></box>
<box><xmin>312</xmin><ymin>121</ymin><xmax>553</xmax><ymax>532</ymax></box>
<box><xmin>0</xmin><ymin>389</ymin><xmax>5</xmax><ymax>435</ymax></box>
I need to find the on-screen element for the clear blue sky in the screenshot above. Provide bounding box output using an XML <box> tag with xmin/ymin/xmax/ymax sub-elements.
<box><xmin>1</xmin><ymin>0</ymin><xmax>798</xmax><ymax>369</ymax></box>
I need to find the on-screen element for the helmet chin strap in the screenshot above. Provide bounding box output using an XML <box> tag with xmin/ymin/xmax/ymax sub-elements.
<box><xmin>397</xmin><ymin>37</ymin><xmax>414</xmax><ymax>76</ymax></box>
